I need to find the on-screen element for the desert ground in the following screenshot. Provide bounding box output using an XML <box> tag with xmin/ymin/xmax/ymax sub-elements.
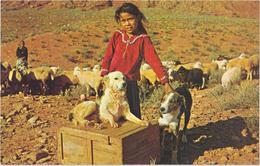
<box><xmin>1</xmin><ymin>1</ymin><xmax>259</xmax><ymax>164</ymax></box>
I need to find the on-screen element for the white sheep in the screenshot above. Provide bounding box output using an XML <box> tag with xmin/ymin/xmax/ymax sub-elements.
<box><xmin>92</xmin><ymin>65</ymin><xmax>101</xmax><ymax>72</ymax></box>
<box><xmin>221</xmin><ymin>67</ymin><xmax>242</xmax><ymax>90</ymax></box>
<box><xmin>212</xmin><ymin>59</ymin><xmax>228</xmax><ymax>70</ymax></box>
<box><xmin>227</xmin><ymin>58</ymin><xmax>253</xmax><ymax>80</ymax></box>
<box><xmin>141</xmin><ymin>63</ymin><xmax>151</xmax><ymax>70</ymax></box>
<box><xmin>73</xmin><ymin>66</ymin><xmax>103</xmax><ymax>98</ymax></box>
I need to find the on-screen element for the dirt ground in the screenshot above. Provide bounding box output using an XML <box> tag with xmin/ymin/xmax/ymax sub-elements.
<box><xmin>1</xmin><ymin>82</ymin><xmax>259</xmax><ymax>164</ymax></box>
<box><xmin>0</xmin><ymin>1</ymin><xmax>259</xmax><ymax>164</ymax></box>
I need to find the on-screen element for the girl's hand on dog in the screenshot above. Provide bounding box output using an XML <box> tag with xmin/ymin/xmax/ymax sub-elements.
<box><xmin>164</xmin><ymin>83</ymin><xmax>174</xmax><ymax>94</ymax></box>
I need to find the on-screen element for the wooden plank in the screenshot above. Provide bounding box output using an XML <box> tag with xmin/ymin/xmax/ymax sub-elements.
<box><xmin>108</xmin><ymin>121</ymin><xmax>142</xmax><ymax>138</ymax></box>
<box><xmin>61</xmin><ymin>127</ymin><xmax>109</xmax><ymax>144</ymax></box>
<box><xmin>58</xmin><ymin>121</ymin><xmax>160</xmax><ymax>164</ymax></box>
<box><xmin>92</xmin><ymin>142</ymin><xmax>122</xmax><ymax>164</ymax></box>
<box><xmin>62</xmin><ymin>133</ymin><xmax>90</xmax><ymax>164</ymax></box>
<box><xmin>57</xmin><ymin>130</ymin><xmax>63</xmax><ymax>163</ymax></box>
<box><xmin>122</xmin><ymin>124</ymin><xmax>160</xmax><ymax>164</ymax></box>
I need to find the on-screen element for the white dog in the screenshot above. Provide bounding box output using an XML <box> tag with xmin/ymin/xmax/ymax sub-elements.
<box><xmin>69</xmin><ymin>71</ymin><xmax>149</xmax><ymax>128</ymax></box>
<box><xmin>100</xmin><ymin>71</ymin><xmax>149</xmax><ymax>128</ymax></box>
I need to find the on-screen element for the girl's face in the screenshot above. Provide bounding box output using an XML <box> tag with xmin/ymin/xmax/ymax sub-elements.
<box><xmin>119</xmin><ymin>12</ymin><xmax>138</xmax><ymax>35</ymax></box>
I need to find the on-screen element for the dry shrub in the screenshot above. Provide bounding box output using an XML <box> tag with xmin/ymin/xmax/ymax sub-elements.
<box><xmin>208</xmin><ymin>81</ymin><xmax>259</xmax><ymax>110</ymax></box>
<box><xmin>62</xmin><ymin>85</ymin><xmax>87</xmax><ymax>101</ymax></box>
<box><xmin>208</xmin><ymin>69</ymin><xmax>226</xmax><ymax>87</ymax></box>
<box><xmin>243</xmin><ymin>116</ymin><xmax>259</xmax><ymax>136</ymax></box>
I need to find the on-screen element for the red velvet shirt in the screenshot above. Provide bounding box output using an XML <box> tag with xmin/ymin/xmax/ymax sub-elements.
<box><xmin>101</xmin><ymin>30</ymin><xmax>169</xmax><ymax>84</ymax></box>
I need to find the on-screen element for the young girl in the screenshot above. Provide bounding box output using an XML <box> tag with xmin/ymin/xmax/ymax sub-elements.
<box><xmin>101</xmin><ymin>2</ymin><xmax>173</xmax><ymax>119</ymax></box>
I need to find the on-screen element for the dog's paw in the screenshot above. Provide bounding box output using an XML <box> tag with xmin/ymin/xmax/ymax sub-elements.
<box><xmin>141</xmin><ymin>120</ymin><xmax>150</xmax><ymax>127</ymax></box>
<box><xmin>110</xmin><ymin>121</ymin><xmax>119</xmax><ymax>128</ymax></box>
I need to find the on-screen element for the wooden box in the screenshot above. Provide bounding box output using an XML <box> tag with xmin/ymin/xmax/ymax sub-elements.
<box><xmin>58</xmin><ymin>121</ymin><xmax>160</xmax><ymax>164</ymax></box>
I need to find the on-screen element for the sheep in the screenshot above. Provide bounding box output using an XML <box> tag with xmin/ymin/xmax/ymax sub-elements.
<box><xmin>141</xmin><ymin>63</ymin><xmax>151</xmax><ymax>70</ymax></box>
<box><xmin>174</xmin><ymin>62</ymin><xmax>196</xmax><ymax>71</ymax></box>
<box><xmin>162</xmin><ymin>61</ymin><xmax>174</xmax><ymax>69</ymax></box>
<box><xmin>176</xmin><ymin>66</ymin><xmax>205</xmax><ymax>89</ymax></box>
<box><xmin>227</xmin><ymin>58</ymin><xmax>253</xmax><ymax>80</ymax></box>
<box><xmin>140</xmin><ymin>69</ymin><xmax>159</xmax><ymax>87</ymax></box>
<box><xmin>221</xmin><ymin>67</ymin><xmax>242</xmax><ymax>90</ymax></box>
<box><xmin>8</xmin><ymin>68</ymin><xmax>24</xmax><ymax>93</ymax></box>
<box><xmin>238</xmin><ymin>53</ymin><xmax>249</xmax><ymax>59</ymax></box>
<box><xmin>26</xmin><ymin>66</ymin><xmax>59</xmax><ymax>95</ymax></box>
<box><xmin>92</xmin><ymin>65</ymin><xmax>101</xmax><ymax>72</ymax></box>
<box><xmin>83</xmin><ymin>67</ymin><xmax>91</xmax><ymax>71</ymax></box>
<box><xmin>51</xmin><ymin>70</ymin><xmax>79</xmax><ymax>94</ymax></box>
<box><xmin>138</xmin><ymin>74</ymin><xmax>151</xmax><ymax>102</ymax></box>
<box><xmin>73</xmin><ymin>66</ymin><xmax>103</xmax><ymax>98</ymax></box>
<box><xmin>212</xmin><ymin>59</ymin><xmax>228</xmax><ymax>70</ymax></box>
<box><xmin>1</xmin><ymin>62</ymin><xmax>12</xmax><ymax>93</ymax></box>
<box><xmin>249</xmin><ymin>54</ymin><xmax>259</xmax><ymax>78</ymax></box>
<box><xmin>168</xmin><ymin>68</ymin><xmax>178</xmax><ymax>81</ymax></box>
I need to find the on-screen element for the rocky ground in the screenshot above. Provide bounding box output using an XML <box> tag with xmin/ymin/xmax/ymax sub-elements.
<box><xmin>1</xmin><ymin>1</ymin><xmax>259</xmax><ymax>164</ymax></box>
<box><xmin>0</xmin><ymin>84</ymin><xmax>258</xmax><ymax>164</ymax></box>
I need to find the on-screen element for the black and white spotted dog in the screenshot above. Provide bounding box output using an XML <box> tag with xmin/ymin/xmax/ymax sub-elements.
<box><xmin>159</xmin><ymin>86</ymin><xmax>192</xmax><ymax>163</ymax></box>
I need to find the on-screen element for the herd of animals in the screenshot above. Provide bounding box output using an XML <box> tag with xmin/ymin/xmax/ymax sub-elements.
<box><xmin>1</xmin><ymin>52</ymin><xmax>258</xmax><ymax>163</ymax></box>
<box><xmin>0</xmin><ymin>52</ymin><xmax>259</xmax><ymax>98</ymax></box>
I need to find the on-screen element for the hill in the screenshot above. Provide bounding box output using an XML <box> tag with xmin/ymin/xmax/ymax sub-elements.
<box><xmin>1</xmin><ymin>0</ymin><xmax>259</xmax><ymax>19</ymax></box>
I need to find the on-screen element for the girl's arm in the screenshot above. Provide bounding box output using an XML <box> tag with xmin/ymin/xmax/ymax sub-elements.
<box><xmin>142</xmin><ymin>37</ymin><xmax>169</xmax><ymax>85</ymax></box>
<box><xmin>101</xmin><ymin>32</ymin><xmax>117</xmax><ymax>77</ymax></box>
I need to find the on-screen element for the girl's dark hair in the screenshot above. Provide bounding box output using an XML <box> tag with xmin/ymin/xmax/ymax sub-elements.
<box><xmin>115</xmin><ymin>3</ymin><xmax>148</xmax><ymax>34</ymax></box>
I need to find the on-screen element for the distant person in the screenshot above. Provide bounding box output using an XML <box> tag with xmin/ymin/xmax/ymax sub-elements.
<box><xmin>100</xmin><ymin>3</ymin><xmax>173</xmax><ymax>119</ymax></box>
<box><xmin>16</xmin><ymin>40</ymin><xmax>28</xmax><ymax>75</ymax></box>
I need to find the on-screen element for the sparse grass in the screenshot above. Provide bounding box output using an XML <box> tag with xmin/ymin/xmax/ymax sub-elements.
<box><xmin>243</xmin><ymin>116</ymin><xmax>259</xmax><ymax>136</ymax></box>
<box><xmin>62</xmin><ymin>85</ymin><xmax>87</xmax><ymax>101</ymax></box>
<box><xmin>207</xmin><ymin>81</ymin><xmax>259</xmax><ymax>110</ymax></box>
<box><xmin>208</xmin><ymin>69</ymin><xmax>226</xmax><ymax>86</ymax></box>
<box><xmin>102</xmin><ymin>35</ymin><xmax>109</xmax><ymax>43</ymax></box>
<box><xmin>62</xmin><ymin>53</ymin><xmax>79</xmax><ymax>63</ymax></box>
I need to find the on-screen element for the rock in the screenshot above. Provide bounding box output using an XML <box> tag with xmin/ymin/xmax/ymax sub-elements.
<box><xmin>6</xmin><ymin>117</ymin><xmax>12</xmax><ymax>124</ymax></box>
<box><xmin>2</xmin><ymin>156</ymin><xmax>10</xmax><ymax>163</ymax></box>
<box><xmin>38</xmin><ymin>138</ymin><xmax>47</xmax><ymax>144</ymax></box>
<box><xmin>7</xmin><ymin>110</ymin><xmax>19</xmax><ymax>118</ymax></box>
<box><xmin>27</xmin><ymin>116</ymin><xmax>39</xmax><ymax>126</ymax></box>
<box><xmin>14</xmin><ymin>103</ymin><xmax>26</xmax><ymax>112</ymax></box>
<box><xmin>36</xmin><ymin>155</ymin><xmax>52</xmax><ymax>164</ymax></box>
<box><xmin>21</xmin><ymin>105</ymin><xmax>29</xmax><ymax>112</ymax></box>
<box><xmin>220</xmin><ymin>156</ymin><xmax>228</xmax><ymax>161</ymax></box>
<box><xmin>12</xmin><ymin>154</ymin><xmax>21</xmax><ymax>160</ymax></box>
<box><xmin>244</xmin><ymin>146</ymin><xmax>254</xmax><ymax>153</ymax></box>
<box><xmin>225</xmin><ymin>147</ymin><xmax>234</xmax><ymax>151</ymax></box>
<box><xmin>36</xmin><ymin>151</ymin><xmax>49</xmax><ymax>161</ymax></box>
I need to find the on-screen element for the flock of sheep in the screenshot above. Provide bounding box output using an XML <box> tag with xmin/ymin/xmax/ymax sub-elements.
<box><xmin>1</xmin><ymin>52</ymin><xmax>259</xmax><ymax>98</ymax></box>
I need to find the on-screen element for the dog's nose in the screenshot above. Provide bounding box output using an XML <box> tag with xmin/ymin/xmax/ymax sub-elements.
<box><xmin>160</xmin><ymin>107</ymin><xmax>165</xmax><ymax>112</ymax></box>
<box><xmin>122</xmin><ymin>82</ymin><xmax>126</xmax><ymax>88</ymax></box>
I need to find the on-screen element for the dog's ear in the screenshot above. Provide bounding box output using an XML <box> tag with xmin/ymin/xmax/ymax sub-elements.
<box><xmin>102</xmin><ymin>75</ymin><xmax>110</xmax><ymax>88</ymax></box>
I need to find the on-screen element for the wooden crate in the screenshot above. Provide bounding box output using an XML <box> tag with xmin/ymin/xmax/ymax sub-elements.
<box><xmin>58</xmin><ymin>121</ymin><xmax>160</xmax><ymax>164</ymax></box>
